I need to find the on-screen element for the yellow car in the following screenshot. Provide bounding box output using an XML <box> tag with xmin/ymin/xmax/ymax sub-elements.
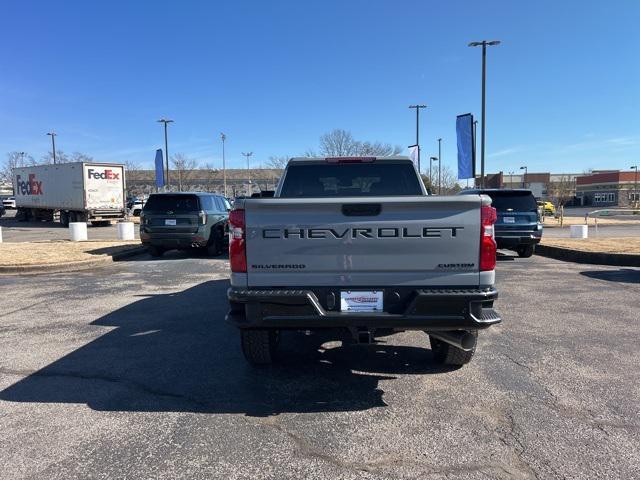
<box><xmin>537</xmin><ymin>200</ymin><xmax>556</xmax><ymax>215</ymax></box>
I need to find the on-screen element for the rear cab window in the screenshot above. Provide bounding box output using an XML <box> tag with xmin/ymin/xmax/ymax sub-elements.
<box><xmin>486</xmin><ymin>192</ymin><xmax>538</xmax><ymax>212</ymax></box>
<box><xmin>279</xmin><ymin>161</ymin><xmax>424</xmax><ymax>198</ymax></box>
<box><xmin>143</xmin><ymin>194</ymin><xmax>200</xmax><ymax>213</ymax></box>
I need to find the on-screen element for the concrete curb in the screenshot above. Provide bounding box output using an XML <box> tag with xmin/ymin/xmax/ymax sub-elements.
<box><xmin>0</xmin><ymin>246</ymin><xmax>147</xmax><ymax>275</ymax></box>
<box><xmin>535</xmin><ymin>244</ymin><xmax>640</xmax><ymax>267</ymax></box>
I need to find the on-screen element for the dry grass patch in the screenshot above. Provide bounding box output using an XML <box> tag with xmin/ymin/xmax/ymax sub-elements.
<box><xmin>0</xmin><ymin>240</ymin><xmax>141</xmax><ymax>267</ymax></box>
<box><xmin>543</xmin><ymin>216</ymin><xmax>640</xmax><ymax>228</ymax></box>
<box><xmin>541</xmin><ymin>237</ymin><xmax>640</xmax><ymax>254</ymax></box>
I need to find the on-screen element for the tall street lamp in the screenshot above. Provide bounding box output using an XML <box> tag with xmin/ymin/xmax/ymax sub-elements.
<box><xmin>46</xmin><ymin>132</ymin><xmax>57</xmax><ymax>164</ymax></box>
<box><xmin>468</xmin><ymin>40</ymin><xmax>501</xmax><ymax>188</ymax></box>
<box><xmin>221</xmin><ymin>133</ymin><xmax>227</xmax><ymax>197</ymax></box>
<box><xmin>437</xmin><ymin>138</ymin><xmax>442</xmax><ymax>195</ymax></box>
<box><xmin>242</xmin><ymin>151</ymin><xmax>253</xmax><ymax>195</ymax></box>
<box><xmin>157</xmin><ymin>118</ymin><xmax>173</xmax><ymax>187</ymax></box>
<box><xmin>430</xmin><ymin>156</ymin><xmax>440</xmax><ymax>194</ymax></box>
<box><xmin>409</xmin><ymin>105</ymin><xmax>427</xmax><ymax>173</ymax></box>
<box><xmin>520</xmin><ymin>166</ymin><xmax>528</xmax><ymax>188</ymax></box>
<box><xmin>631</xmin><ymin>165</ymin><xmax>639</xmax><ymax>207</ymax></box>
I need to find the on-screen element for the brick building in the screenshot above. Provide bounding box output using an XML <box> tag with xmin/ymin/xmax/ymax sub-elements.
<box><xmin>575</xmin><ymin>170</ymin><xmax>640</xmax><ymax>207</ymax></box>
<box><xmin>476</xmin><ymin>171</ymin><xmax>581</xmax><ymax>204</ymax></box>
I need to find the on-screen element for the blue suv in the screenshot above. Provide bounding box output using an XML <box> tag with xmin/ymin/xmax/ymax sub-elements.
<box><xmin>460</xmin><ymin>189</ymin><xmax>542</xmax><ymax>257</ymax></box>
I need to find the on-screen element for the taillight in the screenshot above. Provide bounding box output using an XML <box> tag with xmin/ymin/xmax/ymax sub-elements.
<box><xmin>229</xmin><ymin>209</ymin><xmax>247</xmax><ymax>272</ymax></box>
<box><xmin>198</xmin><ymin>210</ymin><xmax>208</xmax><ymax>225</ymax></box>
<box><xmin>480</xmin><ymin>205</ymin><xmax>497</xmax><ymax>271</ymax></box>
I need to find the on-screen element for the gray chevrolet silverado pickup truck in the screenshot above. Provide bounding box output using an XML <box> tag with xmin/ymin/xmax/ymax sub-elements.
<box><xmin>227</xmin><ymin>156</ymin><xmax>501</xmax><ymax>366</ymax></box>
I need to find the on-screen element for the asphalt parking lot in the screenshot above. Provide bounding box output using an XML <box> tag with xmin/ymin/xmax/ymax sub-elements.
<box><xmin>0</xmin><ymin>252</ymin><xmax>639</xmax><ymax>479</ymax></box>
<box><xmin>0</xmin><ymin>210</ymin><xmax>140</xmax><ymax>242</ymax></box>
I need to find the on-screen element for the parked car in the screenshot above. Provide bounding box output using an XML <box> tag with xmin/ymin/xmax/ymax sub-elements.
<box><xmin>227</xmin><ymin>156</ymin><xmax>501</xmax><ymax>366</ymax></box>
<box><xmin>2</xmin><ymin>196</ymin><xmax>16</xmax><ymax>209</ymax></box>
<box><xmin>139</xmin><ymin>192</ymin><xmax>230</xmax><ymax>257</ymax></box>
<box><xmin>537</xmin><ymin>200</ymin><xmax>556</xmax><ymax>216</ymax></box>
<box><xmin>460</xmin><ymin>189</ymin><xmax>542</xmax><ymax>257</ymax></box>
<box><xmin>128</xmin><ymin>199</ymin><xmax>145</xmax><ymax>216</ymax></box>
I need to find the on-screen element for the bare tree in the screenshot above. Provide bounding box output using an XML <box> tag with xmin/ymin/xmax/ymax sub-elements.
<box><xmin>171</xmin><ymin>153</ymin><xmax>198</xmax><ymax>192</ymax></box>
<box><xmin>547</xmin><ymin>175</ymin><xmax>576</xmax><ymax>206</ymax></box>
<box><xmin>309</xmin><ymin>129</ymin><xmax>402</xmax><ymax>157</ymax></box>
<box><xmin>69</xmin><ymin>151</ymin><xmax>94</xmax><ymax>162</ymax></box>
<box><xmin>200</xmin><ymin>163</ymin><xmax>222</xmax><ymax>192</ymax></box>
<box><xmin>41</xmin><ymin>150</ymin><xmax>72</xmax><ymax>164</ymax></box>
<box><xmin>264</xmin><ymin>156</ymin><xmax>289</xmax><ymax>169</ymax></box>
<box><xmin>1</xmin><ymin>151</ymin><xmax>35</xmax><ymax>184</ymax></box>
<box><xmin>124</xmin><ymin>160</ymin><xmax>140</xmax><ymax>172</ymax></box>
<box><xmin>431</xmin><ymin>165</ymin><xmax>462</xmax><ymax>195</ymax></box>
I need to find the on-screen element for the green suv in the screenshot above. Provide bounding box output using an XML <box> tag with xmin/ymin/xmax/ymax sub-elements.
<box><xmin>140</xmin><ymin>192</ymin><xmax>230</xmax><ymax>257</ymax></box>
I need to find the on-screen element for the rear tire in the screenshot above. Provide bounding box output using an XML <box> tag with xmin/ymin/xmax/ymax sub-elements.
<box><xmin>240</xmin><ymin>329</ymin><xmax>279</xmax><ymax>365</ymax></box>
<box><xmin>430</xmin><ymin>330</ymin><xmax>477</xmax><ymax>366</ymax></box>
<box><xmin>147</xmin><ymin>246</ymin><xmax>164</xmax><ymax>257</ymax></box>
<box><xmin>517</xmin><ymin>245</ymin><xmax>535</xmax><ymax>258</ymax></box>
<box><xmin>60</xmin><ymin>211</ymin><xmax>69</xmax><ymax>227</ymax></box>
<box><xmin>205</xmin><ymin>228</ymin><xmax>224</xmax><ymax>257</ymax></box>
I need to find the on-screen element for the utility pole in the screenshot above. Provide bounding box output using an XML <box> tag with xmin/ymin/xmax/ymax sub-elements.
<box><xmin>468</xmin><ymin>40</ymin><xmax>501</xmax><ymax>188</ymax></box>
<box><xmin>157</xmin><ymin>118</ymin><xmax>173</xmax><ymax>188</ymax></box>
<box><xmin>242</xmin><ymin>152</ymin><xmax>253</xmax><ymax>196</ymax></box>
<box><xmin>409</xmin><ymin>105</ymin><xmax>427</xmax><ymax>173</ymax></box>
<box><xmin>46</xmin><ymin>132</ymin><xmax>57</xmax><ymax>164</ymax></box>
<box><xmin>430</xmin><ymin>157</ymin><xmax>440</xmax><ymax>194</ymax></box>
<box><xmin>520</xmin><ymin>166</ymin><xmax>528</xmax><ymax>188</ymax></box>
<box><xmin>221</xmin><ymin>133</ymin><xmax>227</xmax><ymax>197</ymax></box>
<box><xmin>631</xmin><ymin>165</ymin><xmax>639</xmax><ymax>207</ymax></box>
<box><xmin>437</xmin><ymin>138</ymin><xmax>442</xmax><ymax>195</ymax></box>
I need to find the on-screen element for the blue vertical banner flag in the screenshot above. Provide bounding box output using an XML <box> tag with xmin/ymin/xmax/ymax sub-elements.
<box><xmin>456</xmin><ymin>113</ymin><xmax>475</xmax><ymax>180</ymax></box>
<box><xmin>154</xmin><ymin>149</ymin><xmax>165</xmax><ymax>188</ymax></box>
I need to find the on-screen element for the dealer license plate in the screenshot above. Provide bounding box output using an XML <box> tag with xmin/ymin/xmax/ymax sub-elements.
<box><xmin>340</xmin><ymin>290</ymin><xmax>383</xmax><ymax>313</ymax></box>
<box><xmin>503</xmin><ymin>216</ymin><xmax>515</xmax><ymax>223</ymax></box>
<box><xmin>165</xmin><ymin>219</ymin><xmax>177</xmax><ymax>226</ymax></box>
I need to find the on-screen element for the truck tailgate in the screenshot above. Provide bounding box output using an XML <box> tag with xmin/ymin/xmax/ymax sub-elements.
<box><xmin>244</xmin><ymin>196</ymin><xmax>482</xmax><ymax>287</ymax></box>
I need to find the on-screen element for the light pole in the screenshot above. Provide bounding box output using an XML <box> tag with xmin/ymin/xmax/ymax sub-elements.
<box><xmin>468</xmin><ymin>40</ymin><xmax>501</xmax><ymax>189</ymax></box>
<box><xmin>520</xmin><ymin>166</ymin><xmax>528</xmax><ymax>188</ymax></box>
<box><xmin>631</xmin><ymin>165</ymin><xmax>639</xmax><ymax>207</ymax></box>
<box><xmin>409</xmin><ymin>105</ymin><xmax>427</xmax><ymax>173</ymax></box>
<box><xmin>242</xmin><ymin>151</ymin><xmax>253</xmax><ymax>196</ymax></box>
<box><xmin>221</xmin><ymin>133</ymin><xmax>227</xmax><ymax>197</ymax></box>
<box><xmin>46</xmin><ymin>132</ymin><xmax>57</xmax><ymax>164</ymax></box>
<box><xmin>430</xmin><ymin>156</ymin><xmax>440</xmax><ymax>194</ymax></box>
<box><xmin>437</xmin><ymin>138</ymin><xmax>442</xmax><ymax>195</ymax></box>
<box><xmin>508</xmin><ymin>171</ymin><xmax>515</xmax><ymax>189</ymax></box>
<box><xmin>157</xmin><ymin>118</ymin><xmax>173</xmax><ymax>188</ymax></box>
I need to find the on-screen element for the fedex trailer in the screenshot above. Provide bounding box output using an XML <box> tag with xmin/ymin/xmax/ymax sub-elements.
<box><xmin>13</xmin><ymin>162</ymin><xmax>126</xmax><ymax>226</ymax></box>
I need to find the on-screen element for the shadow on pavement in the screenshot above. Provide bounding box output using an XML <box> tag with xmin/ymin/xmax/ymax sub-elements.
<box><xmin>580</xmin><ymin>268</ymin><xmax>640</xmax><ymax>284</ymax></box>
<box><xmin>497</xmin><ymin>251</ymin><xmax>515</xmax><ymax>262</ymax></box>
<box><xmin>0</xmin><ymin>280</ymin><xmax>448</xmax><ymax>416</ymax></box>
<box><xmin>118</xmin><ymin>249</ymin><xmax>230</xmax><ymax>262</ymax></box>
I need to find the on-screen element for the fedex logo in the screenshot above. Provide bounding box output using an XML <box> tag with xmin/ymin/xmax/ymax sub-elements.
<box><xmin>88</xmin><ymin>168</ymin><xmax>120</xmax><ymax>180</ymax></box>
<box><xmin>16</xmin><ymin>174</ymin><xmax>43</xmax><ymax>195</ymax></box>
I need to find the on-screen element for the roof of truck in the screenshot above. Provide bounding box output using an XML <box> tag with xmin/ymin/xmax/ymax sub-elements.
<box><xmin>287</xmin><ymin>156</ymin><xmax>412</xmax><ymax>163</ymax></box>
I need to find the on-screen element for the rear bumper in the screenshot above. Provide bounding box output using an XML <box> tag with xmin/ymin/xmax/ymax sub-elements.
<box><xmin>496</xmin><ymin>230</ymin><xmax>542</xmax><ymax>248</ymax></box>
<box><xmin>226</xmin><ymin>287</ymin><xmax>500</xmax><ymax>331</ymax></box>
<box><xmin>141</xmin><ymin>231</ymin><xmax>207</xmax><ymax>248</ymax></box>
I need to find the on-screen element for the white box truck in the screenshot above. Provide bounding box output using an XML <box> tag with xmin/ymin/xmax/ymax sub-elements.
<box><xmin>13</xmin><ymin>162</ymin><xmax>126</xmax><ymax>226</ymax></box>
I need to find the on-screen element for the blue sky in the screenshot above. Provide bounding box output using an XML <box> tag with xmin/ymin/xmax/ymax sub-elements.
<box><xmin>1</xmin><ymin>0</ymin><xmax>639</xmax><ymax>174</ymax></box>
